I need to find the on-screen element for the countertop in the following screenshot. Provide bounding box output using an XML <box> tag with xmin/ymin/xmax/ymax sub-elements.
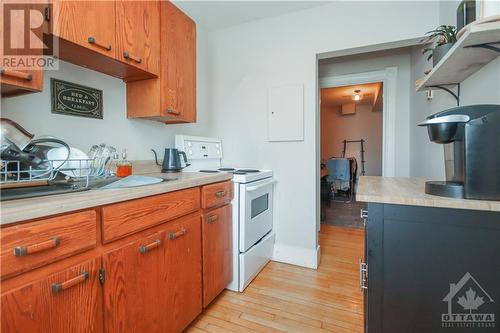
<box><xmin>357</xmin><ymin>176</ymin><xmax>500</xmax><ymax>212</ymax></box>
<box><xmin>0</xmin><ymin>172</ymin><xmax>232</xmax><ymax>225</ymax></box>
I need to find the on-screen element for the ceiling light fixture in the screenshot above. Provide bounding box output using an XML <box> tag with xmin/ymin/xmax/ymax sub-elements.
<box><xmin>352</xmin><ymin>89</ymin><xmax>363</xmax><ymax>101</ymax></box>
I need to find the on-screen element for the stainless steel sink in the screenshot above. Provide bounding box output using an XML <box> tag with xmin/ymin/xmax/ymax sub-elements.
<box><xmin>1</xmin><ymin>176</ymin><xmax>171</xmax><ymax>201</ymax></box>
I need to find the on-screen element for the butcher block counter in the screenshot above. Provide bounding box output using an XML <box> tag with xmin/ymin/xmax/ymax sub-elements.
<box><xmin>356</xmin><ymin>176</ymin><xmax>499</xmax><ymax>333</ymax></box>
<box><xmin>0</xmin><ymin>171</ymin><xmax>234</xmax><ymax>333</ymax></box>
<box><xmin>357</xmin><ymin>176</ymin><xmax>500</xmax><ymax>212</ymax></box>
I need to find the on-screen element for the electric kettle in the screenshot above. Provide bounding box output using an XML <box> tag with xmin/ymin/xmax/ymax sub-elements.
<box><xmin>152</xmin><ymin>148</ymin><xmax>190</xmax><ymax>173</ymax></box>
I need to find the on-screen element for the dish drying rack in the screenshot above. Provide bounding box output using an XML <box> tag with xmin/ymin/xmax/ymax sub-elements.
<box><xmin>0</xmin><ymin>158</ymin><xmax>114</xmax><ymax>189</ymax></box>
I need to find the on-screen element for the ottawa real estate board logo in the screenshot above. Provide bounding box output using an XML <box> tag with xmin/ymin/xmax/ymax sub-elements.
<box><xmin>442</xmin><ymin>272</ymin><xmax>496</xmax><ymax>329</ymax></box>
<box><xmin>2</xmin><ymin>1</ymin><xmax>57</xmax><ymax>71</ymax></box>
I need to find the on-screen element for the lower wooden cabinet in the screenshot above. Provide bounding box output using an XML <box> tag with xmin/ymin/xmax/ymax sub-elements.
<box><xmin>103</xmin><ymin>215</ymin><xmax>202</xmax><ymax>333</ymax></box>
<box><xmin>202</xmin><ymin>204</ymin><xmax>232</xmax><ymax>307</ymax></box>
<box><xmin>103</xmin><ymin>231</ymin><xmax>166</xmax><ymax>332</ymax></box>
<box><xmin>164</xmin><ymin>215</ymin><xmax>203</xmax><ymax>332</ymax></box>
<box><xmin>1</xmin><ymin>258</ymin><xmax>101</xmax><ymax>333</ymax></box>
<box><xmin>1</xmin><ymin>183</ymin><xmax>231</xmax><ymax>332</ymax></box>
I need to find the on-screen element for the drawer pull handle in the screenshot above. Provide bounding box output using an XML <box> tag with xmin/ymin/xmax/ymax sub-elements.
<box><xmin>169</xmin><ymin>228</ymin><xmax>187</xmax><ymax>240</ymax></box>
<box><xmin>87</xmin><ymin>36</ymin><xmax>112</xmax><ymax>51</ymax></box>
<box><xmin>139</xmin><ymin>239</ymin><xmax>161</xmax><ymax>254</ymax></box>
<box><xmin>215</xmin><ymin>190</ymin><xmax>227</xmax><ymax>198</ymax></box>
<box><xmin>52</xmin><ymin>271</ymin><xmax>89</xmax><ymax>294</ymax></box>
<box><xmin>14</xmin><ymin>237</ymin><xmax>60</xmax><ymax>257</ymax></box>
<box><xmin>0</xmin><ymin>68</ymin><xmax>32</xmax><ymax>81</ymax></box>
<box><xmin>166</xmin><ymin>107</ymin><xmax>180</xmax><ymax>115</ymax></box>
<box><xmin>207</xmin><ymin>214</ymin><xmax>219</xmax><ymax>223</ymax></box>
<box><xmin>123</xmin><ymin>51</ymin><xmax>142</xmax><ymax>64</ymax></box>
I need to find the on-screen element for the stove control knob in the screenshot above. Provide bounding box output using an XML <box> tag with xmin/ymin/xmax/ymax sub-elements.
<box><xmin>188</xmin><ymin>149</ymin><xmax>193</xmax><ymax>155</ymax></box>
<box><xmin>217</xmin><ymin>150</ymin><xmax>220</xmax><ymax>155</ymax></box>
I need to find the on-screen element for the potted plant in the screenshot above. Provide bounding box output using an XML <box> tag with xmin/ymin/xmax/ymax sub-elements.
<box><xmin>421</xmin><ymin>25</ymin><xmax>458</xmax><ymax>67</ymax></box>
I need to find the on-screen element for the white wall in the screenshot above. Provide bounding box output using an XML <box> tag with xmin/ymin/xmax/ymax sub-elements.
<box><xmin>409</xmin><ymin>0</ymin><xmax>500</xmax><ymax>179</ymax></box>
<box><xmin>0</xmin><ymin>30</ymin><xmax>212</xmax><ymax>160</ymax></box>
<box><xmin>321</xmin><ymin>103</ymin><xmax>383</xmax><ymax>176</ymax></box>
<box><xmin>319</xmin><ymin>49</ymin><xmax>413</xmax><ymax>177</ymax></box>
<box><xmin>205</xmin><ymin>1</ymin><xmax>440</xmax><ymax>268</ymax></box>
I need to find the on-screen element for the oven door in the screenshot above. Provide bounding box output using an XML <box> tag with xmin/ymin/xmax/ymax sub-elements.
<box><xmin>239</xmin><ymin>177</ymin><xmax>275</xmax><ymax>252</ymax></box>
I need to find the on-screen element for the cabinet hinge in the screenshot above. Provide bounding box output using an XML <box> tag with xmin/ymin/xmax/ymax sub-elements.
<box><xmin>99</xmin><ymin>268</ymin><xmax>105</xmax><ymax>285</ymax></box>
<box><xmin>44</xmin><ymin>6</ymin><xmax>50</xmax><ymax>21</ymax></box>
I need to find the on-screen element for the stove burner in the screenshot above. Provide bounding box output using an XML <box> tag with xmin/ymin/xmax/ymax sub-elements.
<box><xmin>199</xmin><ymin>170</ymin><xmax>219</xmax><ymax>173</ymax></box>
<box><xmin>237</xmin><ymin>169</ymin><xmax>260</xmax><ymax>173</ymax></box>
<box><xmin>218</xmin><ymin>168</ymin><xmax>236</xmax><ymax>171</ymax></box>
<box><xmin>232</xmin><ymin>171</ymin><xmax>247</xmax><ymax>175</ymax></box>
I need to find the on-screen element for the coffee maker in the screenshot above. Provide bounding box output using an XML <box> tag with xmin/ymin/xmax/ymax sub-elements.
<box><xmin>418</xmin><ymin>104</ymin><xmax>500</xmax><ymax>200</ymax></box>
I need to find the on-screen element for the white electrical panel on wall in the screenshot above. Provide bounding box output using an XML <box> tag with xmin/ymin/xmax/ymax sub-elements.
<box><xmin>268</xmin><ymin>84</ymin><xmax>304</xmax><ymax>142</ymax></box>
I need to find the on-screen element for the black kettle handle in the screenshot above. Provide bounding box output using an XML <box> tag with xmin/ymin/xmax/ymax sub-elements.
<box><xmin>178</xmin><ymin>151</ymin><xmax>190</xmax><ymax>168</ymax></box>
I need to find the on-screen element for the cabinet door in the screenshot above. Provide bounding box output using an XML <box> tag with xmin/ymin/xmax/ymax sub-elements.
<box><xmin>103</xmin><ymin>232</ymin><xmax>166</xmax><ymax>332</ymax></box>
<box><xmin>115</xmin><ymin>0</ymin><xmax>160</xmax><ymax>75</ymax></box>
<box><xmin>1</xmin><ymin>258</ymin><xmax>101</xmax><ymax>333</ymax></box>
<box><xmin>52</xmin><ymin>0</ymin><xmax>116</xmax><ymax>58</ymax></box>
<box><xmin>202</xmin><ymin>204</ymin><xmax>232</xmax><ymax>307</ymax></box>
<box><xmin>164</xmin><ymin>215</ymin><xmax>202</xmax><ymax>332</ymax></box>
<box><xmin>0</xmin><ymin>1</ymin><xmax>43</xmax><ymax>96</ymax></box>
<box><xmin>160</xmin><ymin>2</ymin><xmax>196</xmax><ymax>123</ymax></box>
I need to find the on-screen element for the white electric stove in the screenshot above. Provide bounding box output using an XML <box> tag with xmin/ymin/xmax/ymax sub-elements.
<box><xmin>175</xmin><ymin>135</ymin><xmax>275</xmax><ymax>292</ymax></box>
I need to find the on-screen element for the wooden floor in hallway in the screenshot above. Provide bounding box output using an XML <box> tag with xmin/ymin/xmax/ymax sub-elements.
<box><xmin>186</xmin><ymin>225</ymin><xmax>365</xmax><ymax>333</ymax></box>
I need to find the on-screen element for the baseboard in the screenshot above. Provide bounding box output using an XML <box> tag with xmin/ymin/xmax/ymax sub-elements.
<box><xmin>272</xmin><ymin>243</ymin><xmax>320</xmax><ymax>269</ymax></box>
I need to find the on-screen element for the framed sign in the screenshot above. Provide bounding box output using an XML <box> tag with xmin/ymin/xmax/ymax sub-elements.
<box><xmin>51</xmin><ymin>78</ymin><xmax>103</xmax><ymax>119</ymax></box>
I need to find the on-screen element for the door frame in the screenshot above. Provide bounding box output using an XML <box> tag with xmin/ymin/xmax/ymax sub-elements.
<box><xmin>318</xmin><ymin>67</ymin><xmax>398</xmax><ymax>177</ymax></box>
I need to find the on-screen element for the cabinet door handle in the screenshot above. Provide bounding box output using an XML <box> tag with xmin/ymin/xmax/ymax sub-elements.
<box><xmin>359</xmin><ymin>260</ymin><xmax>368</xmax><ymax>291</ymax></box>
<box><xmin>207</xmin><ymin>214</ymin><xmax>219</xmax><ymax>224</ymax></box>
<box><xmin>166</xmin><ymin>107</ymin><xmax>180</xmax><ymax>115</ymax></box>
<box><xmin>52</xmin><ymin>271</ymin><xmax>89</xmax><ymax>294</ymax></box>
<box><xmin>0</xmin><ymin>68</ymin><xmax>32</xmax><ymax>81</ymax></box>
<box><xmin>139</xmin><ymin>239</ymin><xmax>161</xmax><ymax>254</ymax></box>
<box><xmin>14</xmin><ymin>237</ymin><xmax>60</xmax><ymax>256</ymax></box>
<box><xmin>215</xmin><ymin>190</ymin><xmax>227</xmax><ymax>198</ymax></box>
<box><xmin>87</xmin><ymin>37</ymin><xmax>112</xmax><ymax>51</ymax></box>
<box><xmin>123</xmin><ymin>51</ymin><xmax>142</xmax><ymax>64</ymax></box>
<box><xmin>169</xmin><ymin>228</ymin><xmax>187</xmax><ymax>240</ymax></box>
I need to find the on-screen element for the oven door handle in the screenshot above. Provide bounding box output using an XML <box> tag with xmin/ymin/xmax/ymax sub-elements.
<box><xmin>245</xmin><ymin>179</ymin><xmax>276</xmax><ymax>192</ymax></box>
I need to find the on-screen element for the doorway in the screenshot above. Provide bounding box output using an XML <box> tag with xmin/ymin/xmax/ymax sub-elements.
<box><xmin>320</xmin><ymin>82</ymin><xmax>384</xmax><ymax>228</ymax></box>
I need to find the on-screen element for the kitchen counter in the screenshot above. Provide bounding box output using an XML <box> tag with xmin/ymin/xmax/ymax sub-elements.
<box><xmin>357</xmin><ymin>176</ymin><xmax>500</xmax><ymax>212</ymax></box>
<box><xmin>0</xmin><ymin>172</ymin><xmax>232</xmax><ymax>225</ymax></box>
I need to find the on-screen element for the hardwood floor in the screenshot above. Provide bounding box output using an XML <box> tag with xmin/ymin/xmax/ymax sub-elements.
<box><xmin>186</xmin><ymin>225</ymin><xmax>365</xmax><ymax>333</ymax></box>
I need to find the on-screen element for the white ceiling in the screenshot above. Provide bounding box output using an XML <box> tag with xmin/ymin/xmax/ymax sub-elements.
<box><xmin>173</xmin><ymin>1</ymin><xmax>331</xmax><ymax>31</ymax></box>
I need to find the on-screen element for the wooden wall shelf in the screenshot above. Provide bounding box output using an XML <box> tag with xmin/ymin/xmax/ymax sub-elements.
<box><xmin>416</xmin><ymin>21</ymin><xmax>500</xmax><ymax>92</ymax></box>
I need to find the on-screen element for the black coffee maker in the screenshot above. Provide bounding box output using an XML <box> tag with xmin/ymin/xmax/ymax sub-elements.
<box><xmin>418</xmin><ymin>104</ymin><xmax>500</xmax><ymax>200</ymax></box>
<box><xmin>151</xmin><ymin>148</ymin><xmax>190</xmax><ymax>173</ymax></box>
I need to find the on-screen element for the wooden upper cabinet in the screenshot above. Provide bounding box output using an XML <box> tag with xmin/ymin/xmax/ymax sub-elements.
<box><xmin>126</xmin><ymin>2</ymin><xmax>196</xmax><ymax>123</ymax></box>
<box><xmin>115</xmin><ymin>0</ymin><xmax>160</xmax><ymax>75</ymax></box>
<box><xmin>1</xmin><ymin>258</ymin><xmax>101</xmax><ymax>333</ymax></box>
<box><xmin>0</xmin><ymin>1</ymin><xmax>43</xmax><ymax>97</ymax></box>
<box><xmin>52</xmin><ymin>0</ymin><xmax>116</xmax><ymax>58</ymax></box>
<box><xmin>160</xmin><ymin>1</ymin><xmax>196</xmax><ymax>123</ymax></box>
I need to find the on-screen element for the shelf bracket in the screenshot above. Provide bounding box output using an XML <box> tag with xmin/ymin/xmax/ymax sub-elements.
<box><xmin>464</xmin><ymin>41</ymin><xmax>500</xmax><ymax>53</ymax></box>
<box><xmin>428</xmin><ymin>83</ymin><xmax>460</xmax><ymax>106</ymax></box>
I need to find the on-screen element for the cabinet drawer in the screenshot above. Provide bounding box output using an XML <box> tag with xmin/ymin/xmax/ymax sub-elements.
<box><xmin>101</xmin><ymin>187</ymin><xmax>200</xmax><ymax>243</ymax></box>
<box><xmin>1</xmin><ymin>210</ymin><xmax>97</xmax><ymax>280</ymax></box>
<box><xmin>201</xmin><ymin>181</ymin><xmax>233</xmax><ymax>209</ymax></box>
